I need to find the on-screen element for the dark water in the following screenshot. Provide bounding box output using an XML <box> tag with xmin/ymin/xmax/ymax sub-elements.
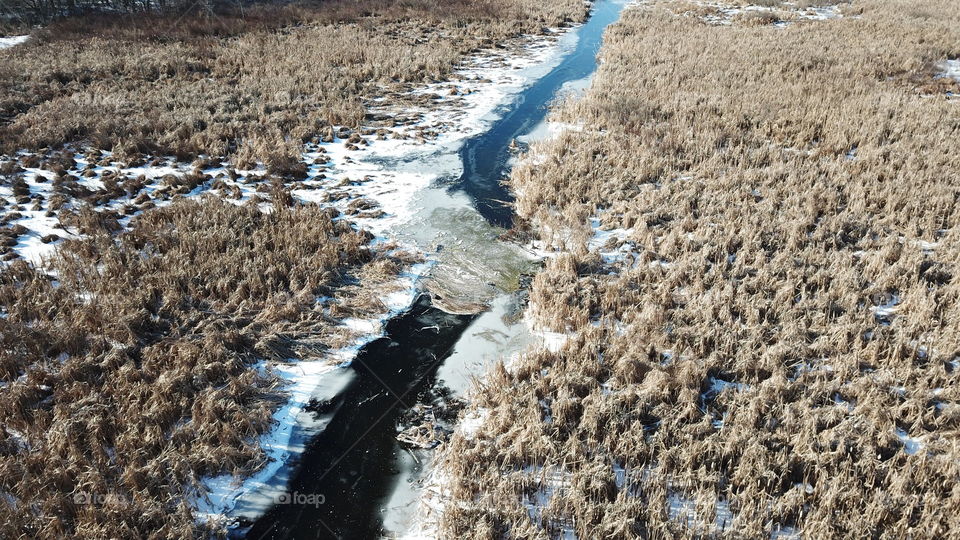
<box><xmin>245</xmin><ymin>296</ymin><xmax>474</xmax><ymax>539</ymax></box>
<box><xmin>245</xmin><ymin>2</ymin><xmax>627</xmax><ymax>538</ymax></box>
<box><xmin>457</xmin><ymin>0</ymin><xmax>628</xmax><ymax>229</ymax></box>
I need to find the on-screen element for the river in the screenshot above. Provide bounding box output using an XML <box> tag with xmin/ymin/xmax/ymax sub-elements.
<box><xmin>239</xmin><ymin>1</ymin><xmax>630</xmax><ymax>537</ymax></box>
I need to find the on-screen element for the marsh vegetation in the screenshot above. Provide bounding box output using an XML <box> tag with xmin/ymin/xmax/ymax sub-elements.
<box><xmin>0</xmin><ymin>197</ymin><xmax>424</xmax><ymax>537</ymax></box>
<box><xmin>438</xmin><ymin>0</ymin><xmax>960</xmax><ymax>537</ymax></box>
<box><xmin>0</xmin><ymin>0</ymin><xmax>588</xmax><ymax>165</ymax></box>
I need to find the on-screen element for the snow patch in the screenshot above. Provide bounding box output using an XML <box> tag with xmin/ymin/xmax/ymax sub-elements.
<box><xmin>680</xmin><ymin>0</ymin><xmax>846</xmax><ymax>27</ymax></box>
<box><xmin>833</xmin><ymin>393</ymin><xmax>855</xmax><ymax>413</ymax></box>
<box><xmin>0</xmin><ymin>35</ymin><xmax>28</xmax><ymax>49</ymax></box>
<box><xmin>538</xmin><ymin>329</ymin><xmax>571</xmax><ymax>353</ymax></box>
<box><xmin>916</xmin><ymin>239</ymin><xmax>938</xmax><ymax>253</ymax></box>
<box><xmin>706</xmin><ymin>376</ymin><xmax>749</xmax><ymax>397</ymax></box>
<box><xmin>938</xmin><ymin>59</ymin><xmax>960</xmax><ymax>82</ymax></box>
<box><xmin>458</xmin><ymin>408</ymin><xmax>490</xmax><ymax>441</ymax></box>
<box><xmin>588</xmin><ymin>217</ymin><xmax>637</xmax><ymax>264</ymax></box>
<box><xmin>871</xmin><ymin>293</ymin><xmax>900</xmax><ymax>324</ymax></box>
<box><xmin>895</xmin><ymin>427</ymin><xmax>925</xmax><ymax>456</ymax></box>
<box><xmin>667</xmin><ymin>492</ymin><xmax>735</xmax><ymax>531</ymax></box>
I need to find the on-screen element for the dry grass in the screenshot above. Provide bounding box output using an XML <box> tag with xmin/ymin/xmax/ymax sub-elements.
<box><xmin>0</xmin><ymin>0</ymin><xmax>588</xmax><ymax>164</ymax></box>
<box><xmin>0</xmin><ymin>197</ymin><xmax>418</xmax><ymax>537</ymax></box>
<box><xmin>439</xmin><ymin>0</ymin><xmax>960</xmax><ymax>538</ymax></box>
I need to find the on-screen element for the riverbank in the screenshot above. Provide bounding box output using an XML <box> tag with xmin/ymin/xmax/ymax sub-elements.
<box><xmin>436</xmin><ymin>0</ymin><xmax>960</xmax><ymax>537</ymax></box>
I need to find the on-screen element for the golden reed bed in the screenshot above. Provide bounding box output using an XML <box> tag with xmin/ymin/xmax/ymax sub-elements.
<box><xmin>439</xmin><ymin>1</ymin><xmax>960</xmax><ymax>538</ymax></box>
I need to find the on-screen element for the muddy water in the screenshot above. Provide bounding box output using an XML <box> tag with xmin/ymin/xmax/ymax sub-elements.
<box><xmin>243</xmin><ymin>1</ymin><xmax>628</xmax><ymax>538</ymax></box>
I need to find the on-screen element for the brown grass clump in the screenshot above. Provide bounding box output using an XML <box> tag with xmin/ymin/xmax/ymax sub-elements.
<box><xmin>0</xmin><ymin>0</ymin><xmax>589</xmax><ymax>164</ymax></box>
<box><xmin>0</xmin><ymin>197</ymin><xmax>412</xmax><ymax>537</ymax></box>
<box><xmin>439</xmin><ymin>0</ymin><xmax>960</xmax><ymax>538</ymax></box>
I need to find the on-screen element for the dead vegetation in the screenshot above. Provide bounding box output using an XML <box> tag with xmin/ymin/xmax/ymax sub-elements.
<box><xmin>439</xmin><ymin>0</ymin><xmax>960</xmax><ymax>538</ymax></box>
<box><xmin>0</xmin><ymin>0</ymin><xmax>588</xmax><ymax>165</ymax></box>
<box><xmin>0</xmin><ymin>197</ymin><xmax>419</xmax><ymax>538</ymax></box>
